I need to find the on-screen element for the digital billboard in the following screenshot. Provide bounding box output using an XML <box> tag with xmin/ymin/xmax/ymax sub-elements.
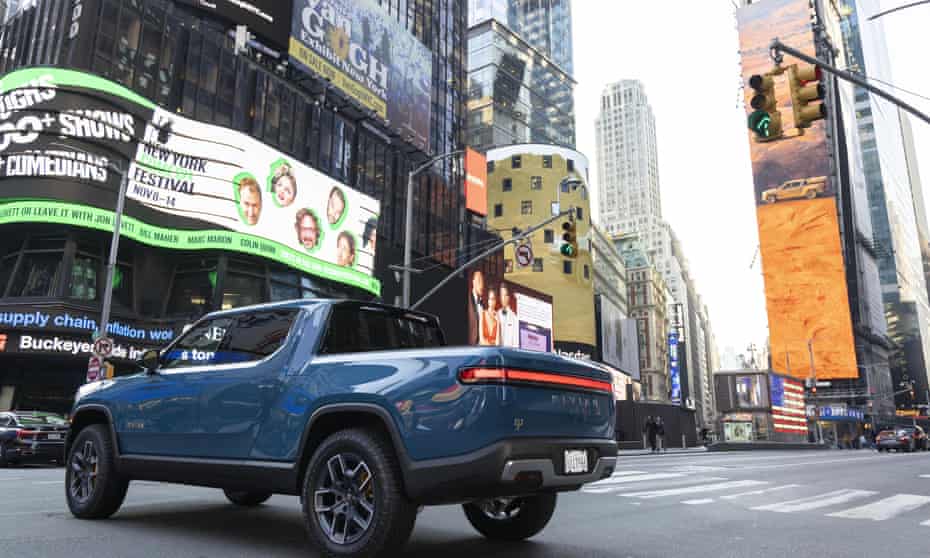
<box><xmin>669</xmin><ymin>331</ymin><xmax>681</xmax><ymax>404</ymax></box>
<box><xmin>0</xmin><ymin>67</ymin><xmax>381</xmax><ymax>294</ymax></box>
<box><xmin>465</xmin><ymin>148</ymin><xmax>488</xmax><ymax>216</ymax></box>
<box><xmin>737</xmin><ymin>0</ymin><xmax>858</xmax><ymax>380</ymax></box>
<box><xmin>595</xmin><ymin>295</ymin><xmax>640</xmax><ymax>380</ymax></box>
<box><xmin>467</xmin><ymin>269</ymin><xmax>553</xmax><ymax>352</ymax></box>
<box><xmin>176</xmin><ymin>0</ymin><xmax>294</xmax><ymax>51</ymax></box>
<box><xmin>289</xmin><ymin>0</ymin><xmax>433</xmax><ymax>153</ymax></box>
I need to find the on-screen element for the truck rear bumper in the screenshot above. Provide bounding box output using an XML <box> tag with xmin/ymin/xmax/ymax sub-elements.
<box><xmin>403</xmin><ymin>437</ymin><xmax>617</xmax><ymax>505</ymax></box>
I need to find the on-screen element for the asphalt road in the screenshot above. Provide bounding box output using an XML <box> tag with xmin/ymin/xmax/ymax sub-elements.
<box><xmin>3</xmin><ymin>449</ymin><xmax>930</xmax><ymax>557</ymax></box>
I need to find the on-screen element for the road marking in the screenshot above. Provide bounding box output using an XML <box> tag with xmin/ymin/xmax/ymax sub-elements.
<box><xmin>827</xmin><ymin>494</ymin><xmax>930</xmax><ymax>521</ymax></box>
<box><xmin>752</xmin><ymin>489</ymin><xmax>877</xmax><ymax>513</ymax></box>
<box><xmin>623</xmin><ymin>480</ymin><xmax>768</xmax><ymax>499</ymax></box>
<box><xmin>919</xmin><ymin>474</ymin><xmax>930</xmax><ymax>479</ymax></box>
<box><xmin>682</xmin><ymin>498</ymin><xmax>714</xmax><ymax>505</ymax></box>
<box><xmin>609</xmin><ymin>470</ymin><xmax>647</xmax><ymax>477</ymax></box>
<box><xmin>583</xmin><ymin>476</ymin><xmax>728</xmax><ymax>494</ymax></box>
<box><xmin>31</xmin><ymin>481</ymin><xmax>63</xmax><ymax>485</ymax></box>
<box><xmin>588</xmin><ymin>473</ymin><xmax>687</xmax><ymax>486</ymax></box>
<box><xmin>671</xmin><ymin>465</ymin><xmax>727</xmax><ymax>473</ymax></box>
<box><xmin>721</xmin><ymin>484</ymin><xmax>801</xmax><ymax>500</ymax></box>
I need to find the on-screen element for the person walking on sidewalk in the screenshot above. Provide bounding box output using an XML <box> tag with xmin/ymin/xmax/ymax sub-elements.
<box><xmin>643</xmin><ymin>416</ymin><xmax>658</xmax><ymax>453</ymax></box>
<box><xmin>656</xmin><ymin>417</ymin><xmax>666</xmax><ymax>452</ymax></box>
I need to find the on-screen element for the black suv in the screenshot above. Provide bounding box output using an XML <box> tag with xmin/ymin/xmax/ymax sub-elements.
<box><xmin>0</xmin><ymin>411</ymin><xmax>70</xmax><ymax>466</ymax></box>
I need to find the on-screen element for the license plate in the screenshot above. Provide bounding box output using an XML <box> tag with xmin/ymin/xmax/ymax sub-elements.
<box><xmin>564</xmin><ymin>449</ymin><xmax>588</xmax><ymax>474</ymax></box>
<box><xmin>47</xmin><ymin>434</ymin><xmax>61</xmax><ymax>441</ymax></box>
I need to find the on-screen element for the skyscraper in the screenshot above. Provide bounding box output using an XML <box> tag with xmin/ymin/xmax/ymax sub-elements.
<box><xmin>840</xmin><ymin>0</ymin><xmax>930</xmax><ymax>409</ymax></box>
<box><xmin>596</xmin><ymin>80</ymin><xmax>662</xmax><ymax>237</ymax></box>
<box><xmin>467</xmin><ymin>0</ymin><xmax>576</xmax><ymax>151</ymax></box>
<box><xmin>468</xmin><ymin>0</ymin><xmax>574</xmax><ymax>74</ymax></box>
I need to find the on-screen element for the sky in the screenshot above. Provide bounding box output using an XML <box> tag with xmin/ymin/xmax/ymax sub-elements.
<box><xmin>571</xmin><ymin>0</ymin><xmax>930</xmax><ymax>361</ymax></box>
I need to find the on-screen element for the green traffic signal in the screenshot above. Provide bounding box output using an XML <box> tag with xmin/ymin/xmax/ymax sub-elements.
<box><xmin>747</xmin><ymin>73</ymin><xmax>783</xmax><ymax>142</ymax></box>
<box><xmin>560</xmin><ymin>243</ymin><xmax>576</xmax><ymax>257</ymax></box>
<box><xmin>748</xmin><ymin>110</ymin><xmax>772</xmax><ymax>138</ymax></box>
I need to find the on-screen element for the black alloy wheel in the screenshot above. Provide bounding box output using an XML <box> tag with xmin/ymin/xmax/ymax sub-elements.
<box><xmin>301</xmin><ymin>428</ymin><xmax>417</xmax><ymax>558</ymax></box>
<box><xmin>315</xmin><ymin>453</ymin><xmax>376</xmax><ymax>545</ymax></box>
<box><xmin>64</xmin><ymin>424</ymin><xmax>128</xmax><ymax>519</ymax></box>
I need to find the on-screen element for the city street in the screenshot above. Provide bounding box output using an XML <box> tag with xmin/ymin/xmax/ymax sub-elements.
<box><xmin>3</xmin><ymin>449</ymin><xmax>930</xmax><ymax>557</ymax></box>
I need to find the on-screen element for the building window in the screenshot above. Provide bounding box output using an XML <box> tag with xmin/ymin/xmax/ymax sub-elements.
<box><xmin>6</xmin><ymin>237</ymin><xmax>66</xmax><ymax>298</ymax></box>
<box><xmin>487</xmin><ymin>160</ymin><xmax>495</xmax><ymax>173</ymax></box>
<box><xmin>494</xmin><ymin>203</ymin><xmax>503</xmax><ymax>217</ymax></box>
<box><xmin>543</xmin><ymin>155</ymin><xmax>552</xmax><ymax>168</ymax></box>
<box><xmin>512</xmin><ymin>155</ymin><xmax>522</xmax><ymax>169</ymax></box>
<box><xmin>567</xmin><ymin>159</ymin><xmax>575</xmax><ymax>172</ymax></box>
<box><xmin>222</xmin><ymin>259</ymin><xmax>267</xmax><ymax>310</ymax></box>
<box><xmin>544</xmin><ymin>229</ymin><xmax>554</xmax><ymax>243</ymax></box>
<box><xmin>521</xmin><ymin>200</ymin><xmax>533</xmax><ymax>215</ymax></box>
<box><xmin>166</xmin><ymin>257</ymin><xmax>218</xmax><ymax>318</ymax></box>
<box><xmin>533</xmin><ymin>258</ymin><xmax>543</xmax><ymax>272</ymax></box>
<box><xmin>504</xmin><ymin>259</ymin><xmax>514</xmax><ymax>273</ymax></box>
<box><xmin>577</xmin><ymin>207</ymin><xmax>584</xmax><ymax>221</ymax></box>
<box><xmin>530</xmin><ymin>176</ymin><xmax>542</xmax><ymax>190</ymax></box>
<box><xmin>503</xmin><ymin>178</ymin><xmax>512</xmax><ymax>192</ymax></box>
<box><xmin>584</xmin><ymin>265</ymin><xmax>590</xmax><ymax>280</ymax></box>
<box><xmin>563</xmin><ymin>260</ymin><xmax>573</xmax><ymax>274</ymax></box>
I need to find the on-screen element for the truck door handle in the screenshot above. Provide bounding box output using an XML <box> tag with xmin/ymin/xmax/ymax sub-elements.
<box><xmin>258</xmin><ymin>383</ymin><xmax>277</xmax><ymax>391</ymax></box>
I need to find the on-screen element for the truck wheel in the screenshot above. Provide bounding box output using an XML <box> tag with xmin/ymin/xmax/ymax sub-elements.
<box><xmin>765</xmin><ymin>195</ymin><xmax>777</xmax><ymax>204</ymax></box>
<box><xmin>223</xmin><ymin>489</ymin><xmax>272</xmax><ymax>507</ymax></box>
<box><xmin>301</xmin><ymin>428</ymin><xmax>417</xmax><ymax>558</ymax></box>
<box><xmin>463</xmin><ymin>493</ymin><xmax>557</xmax><ymax>541</ymax></box>
<box><xmin>65</xmin><ymin>424</ymin><xmax>129</xmax><ymax>519</ymax></box>
<box><xmin>806</xmin><ymin>189</ymin><xmax>817</xmax><ymax>199</ymax></box>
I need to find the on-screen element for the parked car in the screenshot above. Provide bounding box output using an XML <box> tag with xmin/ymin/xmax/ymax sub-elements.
<box><xmin>761</xmin><ymin>176</ymin><xmax>827</xmax><ymax>204</ymax></box>
<box><xmin>65</xmin><ymin>300</ymin><xmax>617</xmax><ymax>558</ymax></box>
<box><xmin>876</xmin><ymin>426</ymin><xmax>928</xmax><ymax>452</ymax></box>
<box><xmin>0</xmin><ymin>411</ymin><xmax>69</xmax><ymax>466</ymax></box>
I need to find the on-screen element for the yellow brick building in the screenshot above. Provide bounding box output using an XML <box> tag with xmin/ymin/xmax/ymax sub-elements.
<box><xmin>485</xmin><ymin>145</ymin><xmax>596</xmax><ymax>358</ymax></box>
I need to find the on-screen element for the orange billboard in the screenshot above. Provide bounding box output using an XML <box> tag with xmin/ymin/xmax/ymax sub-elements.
<box><xmin>465</xmin><ymin>148</ymin><xmax>488</xmax><ymax>216</ymax></box>
<box><xmin>738</xmin><ymin>0</ymin><xmax>859</xmax><ymax>380</ymax></box>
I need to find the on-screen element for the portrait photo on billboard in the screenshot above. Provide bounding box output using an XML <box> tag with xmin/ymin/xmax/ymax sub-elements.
<box><xmin>466</xmin><ymin>269</ymin><xmax>552</xmax><ymax>352</ymax></box>
<box><xmin>289</xmin><ymin>0</ymin><xmax>433</xmax><ymax>152</ymax></box>
<box><xmin>0</xmin><ymin>68</ymin><xmax>381</xmax><ymax>294</ymax></box>
<box><xmin>737</xmin><ymin>0</ymin><xmax>833</xmax><ymax>207</ymax></box>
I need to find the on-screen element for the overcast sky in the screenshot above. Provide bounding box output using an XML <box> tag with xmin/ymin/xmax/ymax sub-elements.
<box><xmin>571</xmin><ymin>0</ymin><xmax>930</xmax><ymax>361</ymax></box>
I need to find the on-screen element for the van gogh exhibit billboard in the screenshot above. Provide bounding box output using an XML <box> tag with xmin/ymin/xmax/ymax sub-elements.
<box><xmin>0</xmin><ymin>68</ymin><xmax>381</xmax><ymax>294</ymax></box>
<box><xmin>289</xmin><ymin>0</ymin><xmax>433</xmax><ymax>152</ymax></box>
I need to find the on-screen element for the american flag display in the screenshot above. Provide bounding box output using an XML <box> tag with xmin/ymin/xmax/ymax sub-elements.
<box><xmin>770</xmin><ymin>375</ymin><xmax>808</xmax><ymax>434</ymax></box>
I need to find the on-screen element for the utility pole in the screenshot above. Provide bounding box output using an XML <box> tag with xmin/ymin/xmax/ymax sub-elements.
<box><xmin>807</xmin><ymin>338</ymin><xmax>823</xmax><ymax>444</ymax></box>
<box><xmin>769</xmin><ymin>39</ymin><xmax>930</xmax><ymax>127</ymax></box>
<box><xmin>411</xmin><ymin>207</ymin><xmax>576</xmax><ymax>311</ymax></box>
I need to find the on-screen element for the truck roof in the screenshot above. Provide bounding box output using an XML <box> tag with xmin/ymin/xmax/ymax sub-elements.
<box><xmin>201</xmin><ymin>298</ymin><xmax>441</xmax><ymax>324</ymax></box>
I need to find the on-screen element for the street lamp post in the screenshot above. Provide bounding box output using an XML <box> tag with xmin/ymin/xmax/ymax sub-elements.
<box><xmin>401</xmin><ymin>150</ymin><xmax>464</xmax><ymax>308</ymax></box>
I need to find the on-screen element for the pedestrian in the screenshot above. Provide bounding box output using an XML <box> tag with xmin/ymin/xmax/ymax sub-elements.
<box><xmin>643</xmin><ymin>416</ymin><xmax>658</xmax><ymax>453</ymax></box>
<box><xmin>656</xmin><ymin>417</ymin><xmax>666</xmax><ymax>452</ymax></box>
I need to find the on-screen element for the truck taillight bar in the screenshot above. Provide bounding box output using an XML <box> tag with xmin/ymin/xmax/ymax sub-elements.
<box><xmin>458</xmin><ymin>367</ymin><xmax>612</xmax><ymax>393</ymax></box>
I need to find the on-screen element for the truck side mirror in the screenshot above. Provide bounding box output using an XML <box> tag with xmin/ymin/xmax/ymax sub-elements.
<box><xmin>140</xmin><ymin>349</ymin><xmax>160</xmax><ymax>373</ymax></box>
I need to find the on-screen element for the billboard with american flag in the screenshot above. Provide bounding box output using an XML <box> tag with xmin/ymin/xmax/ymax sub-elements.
<box><xmin>770</xmin><ymin>375</ymin><xmax>808</xmax><ymax>435</ymax></box>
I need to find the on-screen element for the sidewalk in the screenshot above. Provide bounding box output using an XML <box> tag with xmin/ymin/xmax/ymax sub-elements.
<box><xmin>617</xmin><ymin>446</ymin><xmax>709</xmax><ymax>457</ymax></box>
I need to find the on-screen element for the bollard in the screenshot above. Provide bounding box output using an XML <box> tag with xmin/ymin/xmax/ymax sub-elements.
<box><xmin>682</xmin><ymin>434</ymin><xmax>686</xmax><ymax>449</ymax></box>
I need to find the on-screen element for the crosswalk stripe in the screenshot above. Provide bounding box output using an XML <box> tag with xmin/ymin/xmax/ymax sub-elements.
<box><xmin>623</xmin><ymin>480</ymin><xmax>768</xmax><ymax>499</ymax></box>
<box><xmin>752</xmin><ymin>489</ymin><xmax>877</xmax><ymax>513</ymax></box>
<box><xmin>720</xmin><ymin>484</ymin><xmax>801</xmax><ymax>500</ymax></box>
<box><xmin>827</xmin><ymin>494</ymin><xmax>930</xmax><ymax>521</ymax></box>
<box><xmin>682</xmin><ymin>498</ymin><xmax>714</xmax><ymax>505</ymax></box>
<box><xmin>588</xmin><ymin>473</ymin><xmax>687</xmax><ymax>486</ymax></box>
<box><xmin>583</xmin><ymin>476</ymin><xmax>728</xmax><ymax>494</ymax></box>
<box><xmin>610</xmin><ymin>470</ymin><xmax>647</xmax><ymax>477</ymax></box>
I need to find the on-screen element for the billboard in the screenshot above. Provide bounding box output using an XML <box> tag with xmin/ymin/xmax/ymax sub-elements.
<box><xmin>737</xmin><ymin>0</ymin><xmax>858</xmax><ymax>379</ymax></box>
<box><xmin>595</xmin><ymin>295</ymin><xmax>640</xmax><ymax>380</ymax></box>
<box><xmin>289</xmin><ymin>0</ymin><xmax>433</xmax><ymax>153</ymax></box>
<box><xmin>466</xmin><ymin>269</ymin><xmax>553</xmax><ymax>352</ymax></box>
<box><xmin>0</xmin><ymin>67</ymin><xmax>380</xmax><ymax>294</ymax></box>
<box><xmin>177</xmin><ymin>1</ymin><xmax>294</xmax><ymax>51</ymax></box>
<box><xmin>669</xmin><ymin>331</ymin><xmax>681</xmax><ymax>404</ymax></box>
<box><xmin>465</xmin><ymin>148</ymin><xmax>488</xmax><ymax>216</ymax></box>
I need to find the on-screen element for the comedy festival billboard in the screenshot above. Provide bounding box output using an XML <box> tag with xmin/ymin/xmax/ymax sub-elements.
<box><xmin>466</xmin><ymin>269</ymin><xmax>553</xmax><ymax>352</ymax></box>
<box><xmin>737</xmin><ymin>0</ymin><xmax>858</xmax><ymax>380</ymax></box>
<box><xmin>0</xmin><ymin>68</ymin><xmax>380</xmax><ymax>294</ymax></box>
<box><xmin>289</xmin><ymin>0</ymin><xmax>433</xmax><ymax>153</ymax></box>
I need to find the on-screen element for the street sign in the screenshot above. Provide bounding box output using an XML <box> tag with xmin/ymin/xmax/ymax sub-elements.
<box><xmin>87</xmin><ymin>356</ymin><xmax>102</xmax><ymax>383</ymax></box>
<box><xmin>93</xmin><ymin>337</ymin><xmax>114</xmax><ymax>358</ymax></box>
<box><xmin>515</xmin><ymin>244</ymin><xmax>533</xmax><ymax>267</ymax></box>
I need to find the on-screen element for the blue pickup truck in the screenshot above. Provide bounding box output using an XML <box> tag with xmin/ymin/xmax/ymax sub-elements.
<box><xmin>65</xmin><ymin>299</ymin><xmax>617</xmax><ymax>557</ymax></box>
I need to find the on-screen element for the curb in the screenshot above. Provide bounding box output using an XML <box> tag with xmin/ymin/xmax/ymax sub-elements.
<box><xmin>707</xmin><ymin>442</ymin><xmax>828</xmax><ymax>451</ymax></box>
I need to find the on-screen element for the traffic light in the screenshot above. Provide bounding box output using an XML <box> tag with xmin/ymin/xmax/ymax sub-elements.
<box><xmin>559</xmin><ymin>219</ymin><xmax>577</xmax><ymax>258</ymax></box>
<box><xmin>788</xmin><ymin>64</ymin><xmax>826</xmax><ymax>128</ymax></box>
<box><xmin>747</xmin><ymin>73</ymin><xmax>783</xmax><ymax>142</ymax></box>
